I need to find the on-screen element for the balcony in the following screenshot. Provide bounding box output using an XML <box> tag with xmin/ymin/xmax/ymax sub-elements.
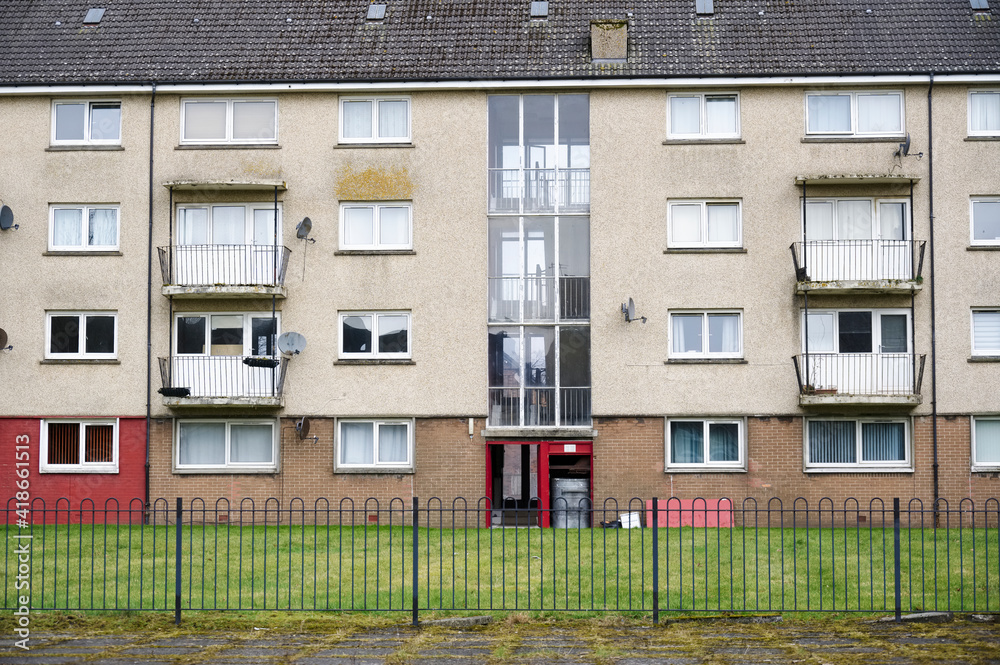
<box><xmin>488</xmin><ymin>387</ymin><xmax>592</xmax><ymax>429</ymax></box>
<box><xmin>793</xmin><ymin>353</ymin><xmax>925</xmax><ymax>407</ymax></box>
<box><xmin>790</xmin><ymin>240</ymin><xmax>925</xmax><ymax>294</ymax></box>
<box><xmin>157</xmin><ymin>245</ymin><xmax>291</xmax><ymax>298</ymax></box>
<box><xmin>488</xmin><ymin>276</ymin><xmax>590</xmax><ymax>322</ymax></box>
<box><xmin>488</xmin><ymin>168</ymin><xmax>590</xmax><ymax>214</ymax></box>
<box><xmin>158</xmin><ymin>355</ymin><xmax>287</xmax><ymax>407</ymax></box>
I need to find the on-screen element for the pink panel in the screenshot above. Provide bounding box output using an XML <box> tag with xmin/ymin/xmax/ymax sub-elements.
<box><xmin>645</xmin><ymin>498</ymin><xmax>733</xmax><ymax>527</ymax></box>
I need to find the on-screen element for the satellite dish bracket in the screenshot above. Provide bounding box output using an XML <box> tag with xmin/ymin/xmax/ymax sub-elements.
<box><xmin>295</xmin><ymin>417</ymin><xmax>319</xmax><ymax>443</ymax></box>
<box><xmin>621</xmin><ymin>297</ymin><xmax>647</xmax><ymax>324</ymax></box>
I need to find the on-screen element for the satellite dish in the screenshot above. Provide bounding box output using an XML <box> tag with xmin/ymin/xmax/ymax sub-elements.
<box><xmin>277</xmin><ymin>331</ymin><xmax>307</xmax><ymax>355</ymax></box>
<box><xmin>897</xmin><ymin>133</ymin><xmax>911</xmax><ymax>158</ymax></box>
<box><xmin>296</xmin><ymin>417</ymin><xmax>311</xmax><ymax>440</ymax></box>
<box><xmin>0</xmin><ymin>205</ymin><xmax>14</xmax><ymax>231</ymax></box>
<box><xmin>0</xmin><ymin>328</ymin><xmax>10</xmax><ymax>350</ymax></box>
<box><xmin>621</xmin><ymin>297</ymin><xmax>647</xmax><ymax>324</ymax></box>
<box><xmin>295</xmin><ymin>217</ymin><xmax>313</xmax><ymax>239</ymax></box>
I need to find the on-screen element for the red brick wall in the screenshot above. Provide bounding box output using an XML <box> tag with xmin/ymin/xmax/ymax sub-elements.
<box><xmin>0</xmin><ymin>417</ymin><xmax>146</xmax><ymax>523</ymax></box>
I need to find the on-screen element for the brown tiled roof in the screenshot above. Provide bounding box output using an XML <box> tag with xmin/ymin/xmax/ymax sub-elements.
<box><xmin>1</xmin><ymin>0</ymin><xmax>998</xmax><ymax>85</ymax></box>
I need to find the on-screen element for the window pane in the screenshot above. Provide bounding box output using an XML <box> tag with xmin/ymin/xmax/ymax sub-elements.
<box><xmin>210</xmin><ymin>314</ymin><xmax>243</xmax><ymax>356</ymax></box>
<box><xmin>670</xmin><ymin>97</ymin><xmax>700</xmax><ymax>135</ymax></box>
<box><xmin>230</xmin><ymin>424</ymin><xmax>272</xmax><ymax>463</ymax></box>
<box><xmin>212</xmin><ymin>206</ymin><xmax>245</xmax><ymax>245</ymax></box>
<box><xmin>178</xmin><ymin>208</ymin><xmax>209</xmax><ymax>245</ymax></box>
<box><xmin>523</xmin><ymin>95</ymin><xmax>555</xmax><ymax>169</ymax></box>
<box><xmin>857</xmin><ymin>94</ymin><xmax>901</xmax><ymax>134</ymax></box>
<box><xmin>559</xmin><ymin>326</ymin><xmax>591</xmax><ymax>387</ymax></box>
<box><xmin>89</xmin><ymin>208</ymin><xmax>117</xmax><ymax>246</ymax></box>
<box><xmin>377</xmin><ymin>314</ymin><xmax>408</xmax><ymax>354</ymax></box>
<box><xmin>90</xmin><ymin>103</ymin><xmax>121</xmax><ymax>141</ymax></box>
<box><xmin>805</xmin><ymin>201</ymin><xmax>834</xmax><ymax>240</ymax></box>
<box><xmin>670</xmin><ymin>421</ymin><xmax>703</xmax><ymax>463</ymax></box>
<box><xmin>232</xmin><ymin>101</ymin><xmax>276</xmax><ymax>140</ymax></box>
<box><xmin>806</xmin><ymin>312</ymin><xmax>836</xmax><ymax>352</ymax></box>
<box><xmin>344</xmin><ymin>207</ymin><xmax>374</xmax><ymax>246</ymax></box>
<box><xmin>973</xmin><ymin>311</ymin><xmax>1000</xmax><ymax>353</ymax></box>
<box><xmin>377</xmin><ymin>100</ymin><xmax>408</xmax><ymax>138</ymax></box>
<box><xmin>488</xmin><ymin>327</ymin><xmax>520</xmax><ymax>387</ymax></box>
<box><xmin>524</xmin><ymin>326</ymin><xmax>555</xmax><ymax>386</ymax></box>
<box><xmin>250</xmin><ymin>317</ymin><xmax>276</xmax><ymax>356</ymax></box>
<box><xmin>50</xmin><ymin>315</ymin><xmax>80</xmax><ymax>354</ymax></box>
<box><xmin>838</xmin><ymin>311</ymin><xmax>872</xmax><ymax>353</ymax></box>
<box><xmin>343</xmin><ymin>100</ymin><xmax>373</xmax><ymax>139</ymax></box>
<box><xmin>705</xmin><ymin>96</ymin><xmax>737</xmax><ymax>134</ymax></box>
<box><xmin>84</xmin><ymin>315</ymin><xmax>115</xmax><ymax>354</ymax></box>
<box><xmin>48</xmin><ymin>423</ymin><xmax>80</xmax><ymax>464</ymax></box>
<box><xmin>809</xmin><ymin>421</ymin><xmax>856</xmax><ymax>464</ymax></box>
<box><xmin>252</xmin><ymin>209</ymin><xmax>276</xmax><ymax>245</ymax></box>
<box><xmin>971</xmin><ymin>92</ymin><xmax>1000</xmax><ymax>132</ymax></box>
<box><xmin>708</xmin><ymin>423</ymin><xmax>739</xmax><ymax>462</ymax></box>
<box><xmin>341</xmin><ymin>422</ymin><xmax>374</xmax><ymax>464</ymax></box>
<box><xmin>707</xmin><ymin>203</ymin><xmax>739</xmax><ymax>243</ymax></box>
<box><xmin>378</xmin><ymin>424</ymin><xmax>408</xmax><ymax>463</ymax></box>
<box><xmin>879</xmin><ymin>202</ymin><xmax>906</xmax><ymax>240</ymax></box>
<box><xmin>343</xmin><ymin>315</ymin><xmax>372</xmax><ymax>353</ymax></box>
<box><xmin>488</xmin><ymin>96</ymin><xmax>520</xmax><ymax>169</ymax></box>
<box><xmin>861</xmin><ymin>422</ymin><xmax>905</xmax><ymax>462</ymax></box>
<box><xmin>53</xmin><ymin>208</ymin><xmax>83</xmax><ymax>246</ymax></box>
<box><xmin>378</xmin><ymin>206</ymin><xmax>409</xmax><ymax>245</ymax></box>
<box><xmin>975</xmin><ymin>419</ymin><xmax>1000</xmax><ymax>463</ymax></box>
<box><xmin>672</xmin><ymin>314</ymin><xmax>703</xmax><ymax>353</ymax></box>
<box><xmin>179</xmin><ymin>422</ymin><xmax>226</xmax><ymax>465</ymax></box>
<box><xmin>670</xmin><ymin>204</ymin><xmax>702</xmax><ymax>243</ymax></box>
<box><xmin>837</xmin><ymin>200</ymin><xmax>873</xmax><ymax>240</ymax></box>
<box><xmin>55</xmin><ymin>103</ymin><xmax>85</xmax><ymax>141</ymax></box>
<box><xmin>807</xmin><ymin>94</ymin><xmax>851</xmax><ymax>133</ymax></box>
<box><xmin>973</xmin><ymin>201</ymin><xmax>1000</xmax><ymax>241</ymax></box>
<box><xmin>176</xmin><ymin>317</ymin><xmax>206</xmax><ymax>354</ymax></box>
<box><xmin>184</xmin><ymin>101</ymin><xmax>227</xmax><ymax>141</ymax></box>
<box><xmin>84</xmin><ymin>424</ymin><xmax>114</xmax><ymax>463</ymax></box>
<box><xmin>880</xmin><ymin>314</ymin><xmax>907</xmax><ymax>353</ymax></box>
<box><xmin>708</xmin><ymin>314</ymin><xmax>740</xmax><ymax>354</ymax></box>
<box><xmin>558</xmin><ymin>94</ymin><xmax>590</xmax><ymax>168</ymax></box>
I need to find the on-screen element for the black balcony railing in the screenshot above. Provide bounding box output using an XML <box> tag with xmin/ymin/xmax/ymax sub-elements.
<box><xmin>488</xmin><ymin>276</ymin><xmax>591</xmax><ymax>322</ymax></box>
<box><xmin>790</xmin><ymin>240</ymin><xmax>925</xmax><ymax>283</ymax></box>
<box><xmin>158</xmin><ymin>355</ymin><xmax>287</xmax><ymax>400</ymax></box>
<box><xmin>793</xmin><ymin>353</ymin><xmax>926</xmax><ymax>397</ymax></box>
<box><xmin>157</xmin><ymin>245</ymin><xmax>291</xmax><ymax>288</ymax></box>
<box><xmin>488</xmin><ymin>386</ymin><xmax>592</xmax><ymax>428</ymax></box>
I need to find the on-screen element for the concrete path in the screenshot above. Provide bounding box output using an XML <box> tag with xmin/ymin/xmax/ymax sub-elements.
<box><xmin>1</xmin><ymin>616</ymin><xmax>998</xmax><ymax>665</ymax></box>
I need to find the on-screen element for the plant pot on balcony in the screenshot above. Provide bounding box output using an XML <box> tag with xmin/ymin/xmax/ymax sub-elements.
<box><xmin>158</xmin><ymin>387</ymin><xmax>191</xmax><ymax>397</ymax></box>
<box><xmin>243</xmin><ymin>356</ymin><xmax>280</xmax><ymax>368</ymax></box>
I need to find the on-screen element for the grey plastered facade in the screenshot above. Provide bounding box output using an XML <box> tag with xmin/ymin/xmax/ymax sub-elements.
<box><xmin>1</xmin><ymin>0</ymin><xmax>999</xmax><ymax>516</ymax></box>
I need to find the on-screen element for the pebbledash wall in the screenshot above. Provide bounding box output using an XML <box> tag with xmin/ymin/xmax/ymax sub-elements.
<box><xmin>0</xmin><ymin>418</ymin><xmax>147</xmax><ymax>523</ymax></box>
<box><xmin>143</xmin><ymin>416</ymin><xmax>1000</xmax><ymax>512</ymax></box>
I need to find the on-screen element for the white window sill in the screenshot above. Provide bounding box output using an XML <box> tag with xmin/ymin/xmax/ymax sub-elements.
<box><xmin>44</xmin><ymin>250</ymin><xmax>122</xmax><ymax>257</ymax></box>
<box><xmin>801</xmin><ymin>136</ymin><xmax>904</xmax><ymax>143</ymax></box>
<box><xmin>665</xmin><ymin>358</ymin><xmax>747</xmax><ymax>365</ymax></box>
<box><xmin>175</xmin><ymin>144</ymin><xmax>280</xmax><ymax>150</ymax></box>
<box><xmin>40</xmin><ymin>359</ymin><xmax>120</xmax><ymax>365</ymax></box>
<box><xmin>46</xmin><ymin>145</ymin><xmax>124</xmax><ymax>151</ymax></box>
<box><xmin>39</xmin><ymin>467</ymin><xmax>118</xmax><ymax>474</ymax></box>
<box><xmin>972</xmin><ymin>466</ymin><xmax>1000</xmax><ymax>473</ymax></box>
<box><xmin>334</xmin><ymin>467</ymin><xmax>414</xmax><ymax>475</ymax></box>
<box><xmin>804</xmin><ymin>466</ymin><xmax>913</xmax><ymax>474</ymax></box>
<box><xmin>664</xmin><ymin>247</ymin><xmax>746</xmax><ymax>254</ymax></box>
<box><xmin>334</xmin><ymin>142</ymin><xmax>414</xmax><ymax>149</ymax></box>
<box><xmin>665</xmin><ymin>466</ymin><xmax>746</xmax><ymax>474</ymax></box>
<box><xmin>173</xmin><ymin>467</ymin><xmax>278</xmax><ymax>475</ymax></box>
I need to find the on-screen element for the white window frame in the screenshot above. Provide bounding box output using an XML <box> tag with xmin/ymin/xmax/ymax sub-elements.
<box><xmin>970</xmin><ymin>197</ymin><xmax>1000</xmax><ymax>246</ymax></box>
<box><xmin>665</xmin><ymin>417</ymin><xmax>745</xmax><ymax>471</ymax></box>
<box><xmin>667</xmin><ymin>199</ymin><xmax>742</xmax><ymax>248</ymax></box>
<box><xmin>335</xmin><ymin>419</ymin><xmax>414</xmax><ymax>471</ymax></box>
<box><xmin>174</xmin><ymin>419</ymin><xmax>278</xmax><ymax>472</ymax></box>
<box><xmin>175</xmin><ymin>203</ymin><xmax>282</xmax><ymax>245</ymax></box>
<box><xmin>971</xmin><ymin>309</ymin><xmax>1000</xmax><ymax>356</ymax></box>
<box><xmin>968</xmin><ymin>90</ymin><xmax>1000</xmax><ymax>137</ymax></box>
<box><xmin>339</xmin><ymin>311</ymin><xmax>411</xmax><ymax>359</ymax></box>
<box><xmin>180</xmin><ymin>98</ymin><xmax>278</xmax><ymax>145</ymax></box>
<box><xmin>972</xmin><ymin>416</ymin><xmax>1000</xmax><ymax>471</ymax></box>
<box><xmin>338</xmin><ymin>96</ymin><xmax>411</xmax><ymax>144</ymax></box>
<box><xmin>339</xmin><ymin>202</ymin><xmax>413</xmax><ymax>250</ymax></box>
<box><xmin>51</xmin><ymin>100</ymin><xmax>121</xmax><ymax>145</ymax></box>
<box><xmin>666</xmin><ymin>92</ymin><xmax>740</xmax><ymax>139</ymax></box>
<box><xmin>39</xmin><ymin>419</ymin><xmax>119</xmax><ymax>474</ymax></box>
<box><xmin>804</xmin><ymin>91</ymin><xmax>905</xmax><ymax>137</ymax></box>
<box><xmin>804</xmin><ymin>418</ymin><xmax>912</xmax><ymax>472</ymax></box>
<box><xmin>802</xmin><ymin>308</ymin><xmax>912</xmax><ymax>354</ymax></box>
<box><xmin>45</xmin><ymin>311</ymin><xmax>118</xmax><ymax>360</ymax></box>
<box><xmin>802</xmin><ymin>198</ymin><xmax>910</xmax><ymax>241</ymax></box>
<box><xmin>668</xmin><ymin>310</ymin><xmax>743</xmax><ymax>359</ymax></box>
<box><xmin>48</xmin><ymin>204</ymin><xmax>120</xmax><ymax>251</ymax></box>
<box><xmin>172</xmin><ymin>312</ymin><xmax>280</xmax><ymax>357</ymax></box>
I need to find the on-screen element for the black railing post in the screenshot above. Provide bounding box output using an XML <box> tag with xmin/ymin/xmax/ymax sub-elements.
<box><xmin>412</xmin><ymin>497</ymin><xmax>419</xmax><ymax>626</ymax></box>
<box><xmin>652</xmin><ymin>497</ymin><xmax>659</xmax><ymax>623</ymax></box>
<box><xmin>175</xmin><ymin>497</ymin><xmax>182</xmax><ymax>625</ymax></box>
<box><xmin>893</xmin><ymin>498</ymin><xmax>902</xmax><ymax>622</ymax></box>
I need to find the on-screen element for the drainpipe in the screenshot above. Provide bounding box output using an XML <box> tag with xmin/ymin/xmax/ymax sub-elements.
<box><xmin>927</xmin><ymin>74</ymin><xmax>939</xmax><ymax>515</ymax></box>
<box><xmin>145</xmin><ymin>82</ymin><xmax>156</xmax><ymax>515</ymax></box>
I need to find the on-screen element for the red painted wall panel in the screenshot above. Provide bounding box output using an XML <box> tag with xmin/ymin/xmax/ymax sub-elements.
<box><xmin>1</xmin><ymin>418</ymin><xmax>146</xmax><ymax>523</ymax></box>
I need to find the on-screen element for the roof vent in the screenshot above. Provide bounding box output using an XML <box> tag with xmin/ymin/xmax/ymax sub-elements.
<box><xmin>530</xmin><ymin>1</ymin><xmax>549</xmax><ymax>19</ymax></box>
<box><xmin>696</xmin><ymin>0</ymin><xmax>714</xmax><ymax>14</ymax></box>
<box><xmin>367</xmin><ymin>4</ymin><xmax>386</xmax><ymax>20</ymax></box>
<box><xmin>83</xmin><ymin>8</ymin><xmax>105</xmax><ymax>24</ymax></box>
<box><xmin>971</xmin><ymin>0</ymin><xmax>989</xmax><ymax>9</ymax></box>
<box><xmin>591</xmin><ymin>20</ymin><xmax>628</xmax><ymax>63</ymax></box>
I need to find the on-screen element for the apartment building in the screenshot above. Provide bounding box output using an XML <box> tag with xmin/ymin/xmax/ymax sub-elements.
<box><xmin>1</xmin><ymin>0</ymin><xmax>999</xmax><ymax>523</ymax></box>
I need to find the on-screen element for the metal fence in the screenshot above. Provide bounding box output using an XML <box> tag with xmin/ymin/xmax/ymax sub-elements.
<box><xmin>3</xmin><ymin>496</ymin><xmax>998</xmax><ymax>624</ymax></box>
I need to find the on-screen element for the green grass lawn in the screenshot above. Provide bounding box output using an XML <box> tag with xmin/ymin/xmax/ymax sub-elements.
<box><xmin>3</xmin><ymin>521</ymin><xmax>997</xmax><ymax>615</ymax></box>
